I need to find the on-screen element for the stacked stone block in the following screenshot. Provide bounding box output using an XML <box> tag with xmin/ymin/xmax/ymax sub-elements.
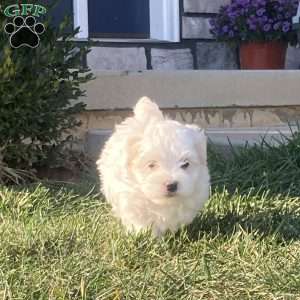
<box><xmin>87</xmin><ymin>0</ymin><xmax>299</xmax><ymax>71</ymax></box>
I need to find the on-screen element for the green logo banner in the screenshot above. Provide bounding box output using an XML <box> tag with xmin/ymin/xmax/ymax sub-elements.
<box><xmin>2</xmin><ymin>3</ymin><xmax>47</xmax><ymax>48</ymax></box>
<box><xmin>4</xmin><ymin>4</ymin><xmax>47</xmax><ymax>18</ymax></box>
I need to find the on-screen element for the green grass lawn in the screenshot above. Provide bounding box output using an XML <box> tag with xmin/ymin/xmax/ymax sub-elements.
<box><xmin>1</xmin><ymin>132</ymin><xmax>300</xmax><ymax>299</ymax></box>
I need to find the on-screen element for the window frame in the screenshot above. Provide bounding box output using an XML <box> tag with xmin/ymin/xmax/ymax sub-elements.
<box><xmin>72</xmin><ymin>0</ymin><xmax>180</xmax><ymax>42</ymax></box>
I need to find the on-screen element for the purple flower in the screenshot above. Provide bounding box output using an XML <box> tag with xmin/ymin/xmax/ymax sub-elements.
<box><xmin>209</xmin><ymin>0</ymin><xmax>298</xmax><ymax>43</ymax></box>
<box><xmin>273</xmin><ymin>22</ymin><xmax>281</xmax><ymax>30</ymax></box>
<box><xmin>222</xmin><ymin>25</ymin><xmax>229</xmax><ymax>33</ymax></box>
<box><xmin>260</xmin><ymin>16</ymin><xmax>268</xmax><ymax>23</ymax></box>
<box><xmin>263</xmin><ymin>23</ymin><xmax>272</xmax><ymax>31</ymax></box>
<box><xmin>253</xmin><ymin>0</ymin><xmax>267</xmax><ymax>7</ymax></box>
<box><xmin>209</xmin><ymin>18</ymin><xmax>216</xmax><ymax>27</ymax></box>
<box><xmin>247</xmin><ymin>18</ymin><xmax>257</xmax><ymax>30</ymax></box>
<box><xmin>285</xmin><ymin>12</ymin><xmax>292</xmax><ymax>18</ymax></box>
<box><xmin>256</xmin><ymin>8</ymin><xmax>266</xmax><ymax>16</ymax></box>
<box><xmin>282</xmin><ymin>21</ymin><xmax>291</xmax><ymax>32</ymax></box>
<box><xmin>235</xmin><ymin>0</ymin><xmax>250</xmax><ymax>7</ymax></box>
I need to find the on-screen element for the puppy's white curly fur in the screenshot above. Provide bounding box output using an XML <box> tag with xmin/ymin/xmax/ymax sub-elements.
<box><xmin>97</xmin><ymin>97</ymin><xmax>210</xmax><ymax>236</ymax></box>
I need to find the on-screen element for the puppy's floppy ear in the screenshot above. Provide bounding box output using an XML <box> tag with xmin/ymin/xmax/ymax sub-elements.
<box><xmin>122</xmin><ymin>135</ymin><xmax>141</xmax><ymax>170</ymax></box>
<box><xmin>185</xmin><ymin>124</ymin><xmax>207</xmax><ymax>165</ymax></box>
<box><xmin>115</xmin><ymin>119</ymin><xmax>142</xmax><ymax>172</ymax></box>
<box><xmin>134</xmin><ymin>96</ymin><xmax>164</xmax><ymax>123</ymax></box>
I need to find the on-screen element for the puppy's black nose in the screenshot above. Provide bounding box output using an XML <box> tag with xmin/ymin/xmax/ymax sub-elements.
<box><xmin>166</xmin><ymin>182</ymin><xmax>178</xmax><ymax>193</ymax></box>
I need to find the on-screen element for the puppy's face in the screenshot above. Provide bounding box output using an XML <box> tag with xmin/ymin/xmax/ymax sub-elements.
<box><xmin>130</xmin><ymin>120</ymin><xmax>207</xmax><ymax>204</ymax></box>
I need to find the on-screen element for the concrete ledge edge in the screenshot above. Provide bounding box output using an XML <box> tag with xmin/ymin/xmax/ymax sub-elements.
<box><xmin>81</xmin><ymin>70</ymin><xmax>300</xmax><ymax>110</ymax></box>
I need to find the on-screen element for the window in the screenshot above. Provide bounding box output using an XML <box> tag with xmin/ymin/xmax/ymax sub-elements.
<box><xmin>73</xmin><ymin>0</ymin><xmax>180</xmax><ymax>42</ymax></box>
<box><xmin>42</xmin><ymin>0</ymin><xmax>73</xmax><ymax>29</ymax></box>
<box><xmin>88</xmin><ymin>1</ymin><xmax>150</xmax><ymax>39</ymax></box>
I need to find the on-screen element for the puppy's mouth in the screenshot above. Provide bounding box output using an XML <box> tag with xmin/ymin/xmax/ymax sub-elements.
<box><xmin>165</xmin><ymin>192</ymin><xmax>177</xmax><ymax>198</ymax></box>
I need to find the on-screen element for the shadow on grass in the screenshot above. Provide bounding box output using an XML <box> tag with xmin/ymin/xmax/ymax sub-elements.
<box><xmin>199</xmin><ymin>131</ymin><xmax>300</xmax><ymax>242</ymax></box>
<box><xmin>185</xmin><ymin>210</ymin><xmax>300</xmax><ymax>242</ymax></box>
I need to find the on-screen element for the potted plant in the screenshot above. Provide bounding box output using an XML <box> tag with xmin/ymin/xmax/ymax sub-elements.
<box><xmin>209</xmin><ymin>0</ymin><xmax>299</xmax><ymax>69</ymax></box>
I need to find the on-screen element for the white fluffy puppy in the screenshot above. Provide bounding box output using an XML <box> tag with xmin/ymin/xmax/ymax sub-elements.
<box><xmin>97</xmin><ymin>97</ymin><xmax>210</xmax><ymax>236</ymax></box>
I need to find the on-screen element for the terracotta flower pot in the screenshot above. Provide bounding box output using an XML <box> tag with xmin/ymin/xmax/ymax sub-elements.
<box><xmin>239</xmin><ymin>41</ymin><xmax>287</xmax><ymax>69</ymax></box>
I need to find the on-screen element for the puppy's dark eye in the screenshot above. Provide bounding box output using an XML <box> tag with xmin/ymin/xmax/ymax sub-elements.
<box><xmin>181</xmin><ymin>161</ymin><xmax>190</xmax><ymax>169</ymax></box>
<box><xmin>147</xmin><ymin>162</ymin><xmax>157</xmax><ymax>169</ymax></box>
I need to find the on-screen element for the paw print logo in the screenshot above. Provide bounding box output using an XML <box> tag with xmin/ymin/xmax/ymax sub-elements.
<box><xmin>4</xmin><ymin>16</ymin><xmax>45</xmax><ymax>49</ymax></box>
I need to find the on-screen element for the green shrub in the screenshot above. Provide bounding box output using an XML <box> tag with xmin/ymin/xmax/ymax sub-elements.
<box><xmin>0</xmin><ymin>0</ymin><xmax>93</xmax><ymax>172</ymax></box>
<box><xmin>0</xmin><ymin>144</ymin><xmax>36</xmax><ymax>184</ymax></box>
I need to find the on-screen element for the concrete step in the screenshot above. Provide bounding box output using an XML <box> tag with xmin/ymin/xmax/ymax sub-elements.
<box><xmin>85</xmin><ymin>126</ymin><xmax>298</xmax><ymax>160</ymax></box>
<box><xmin>80</xmin><ymin>70</ymin><xmax>300</xmax><ymax>110</ymax></box>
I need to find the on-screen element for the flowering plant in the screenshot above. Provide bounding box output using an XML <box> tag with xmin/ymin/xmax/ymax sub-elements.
<box><xmin>209</xmin><ymin>0</ymin><xmax>299</xmax><ymax>45</ymax></box>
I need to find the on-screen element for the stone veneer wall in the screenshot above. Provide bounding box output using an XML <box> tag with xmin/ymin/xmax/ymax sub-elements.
<box><xmin>86</xmin><ymin>0</ymin><xmax>300</xmax><ymax>71</ymax></box>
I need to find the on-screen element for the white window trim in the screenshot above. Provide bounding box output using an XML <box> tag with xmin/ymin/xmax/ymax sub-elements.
<box><xmin>72</xmin><ymin>0</ymin><xmax>180</xmax><ymax>42</ymax></box>
<box><xmin>150</xmin><ymin>0</ymin><xmax>180</xmax><ymax>42</ymax></box>
<box><xmin>73</xmin><ymin>0</ymin><xmax>89</xmax><ymax>38</ymax></box>
<box><xmin>292</xmin><ymin>2</ymin><xmax>300</xmax><ymax>25</ymax></box>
